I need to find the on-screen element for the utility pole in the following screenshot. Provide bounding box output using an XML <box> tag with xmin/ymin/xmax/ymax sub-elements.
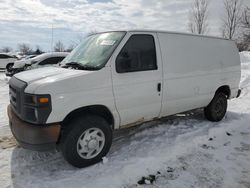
<box><xmin>51</xmin><ymin>24</ymin><xmax>54</xmax><ymax>52</ymax></box>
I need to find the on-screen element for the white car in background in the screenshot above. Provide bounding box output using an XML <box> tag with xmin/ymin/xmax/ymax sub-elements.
<box><xmin>0</xmin><ymin>53</ymin><xmax>17</xmax><ymax>69</ymax></box>
<box><xmin>6</xmin><ymin>52</ymin><xmax>69</xmax><ymax>76</ymax></box>
<box><xmin>23</xmin><ymin>54</ymin><xmax>38</xmax><ymax>60</ymax></box>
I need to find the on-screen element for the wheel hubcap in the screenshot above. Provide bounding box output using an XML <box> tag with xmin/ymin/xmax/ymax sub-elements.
<box><xmin>88</xmin><ymin>139</ymin><xmax>98</xmax><ymax>149</ymax></box>
<box><xmin>77</xmin><ymin>128</ymin><xmax>105</xmax><ymax>159</ymax></box>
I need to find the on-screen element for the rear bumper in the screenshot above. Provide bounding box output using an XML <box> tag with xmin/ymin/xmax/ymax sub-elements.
<box><xmin>7</xmin><ymin>105</ymin><xmax>61</xmax><ymax>151</ymax></box>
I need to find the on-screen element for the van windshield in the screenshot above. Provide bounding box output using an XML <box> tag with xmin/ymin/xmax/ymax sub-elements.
<box><xmin>61</xmin><ymin>31</ymin><xmax>126</xmax><ymax>70</ymax></box>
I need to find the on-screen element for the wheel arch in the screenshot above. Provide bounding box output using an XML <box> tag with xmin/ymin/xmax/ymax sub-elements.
<box><xmin>215</xmin><ymin>85</ymin><xmax>231</xmax><ymax>99</ymax></box>
<box><xmin>6</xmin><ymin>62</ymin><xmax>14</xmax><ymax>70</ymax></box>
<box><xmin>61</xmin><ymin>105</ymin><xmax>115</xmax><ymax>130</ymax></box>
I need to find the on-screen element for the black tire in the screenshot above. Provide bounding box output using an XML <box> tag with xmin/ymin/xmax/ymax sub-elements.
<box><xmin>204</xmin><ymin>92</ymin><xmax>227</xmax><ymax>122</ymax></box>
<box><xmin>24</xmin><ymin>64</ymin><xmax>31</xmax><ymax>70</ymax></box>
<box><xmin>61</xmin><ymin>114</ymin><xmax>113</xmax><ymax>168</ymax></box>
<box><xmin>6</xmin><ymin>63</ymin><xmax>14</xmax><ymax>71</ymax></box>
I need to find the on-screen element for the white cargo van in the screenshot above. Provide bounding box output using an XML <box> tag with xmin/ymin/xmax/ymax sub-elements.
<box><xmin>8</xmin><ymin>30</ymin><xmax>241</xmax><ymax>168</ymax></box>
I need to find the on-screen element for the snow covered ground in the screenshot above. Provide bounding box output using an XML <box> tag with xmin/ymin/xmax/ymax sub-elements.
<box><xmin>0</xmin><ymin>52</ymin><xmax>250</xmax><ymax>188</ymax></box>
<box><xmin>0</xmin><ymin>72</ymin><xmax>9</xmax><ymax>132</ymax></box>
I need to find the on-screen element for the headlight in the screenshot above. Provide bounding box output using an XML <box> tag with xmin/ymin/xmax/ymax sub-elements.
<box><xmin>25</xmin><ymin>94</ymin><xmax>50</xmax><ymax>105</ymax></box>
<box><xmin>23</xmin><ymin>94</ymin><xmax>52</xmax><ymax>124</ymax></box>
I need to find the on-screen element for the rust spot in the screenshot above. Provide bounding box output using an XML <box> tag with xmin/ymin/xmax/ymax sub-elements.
<box><xmin>120</xmin><ymin>117</ymin><xmax>145</xmax><ymax>129</ymax></box>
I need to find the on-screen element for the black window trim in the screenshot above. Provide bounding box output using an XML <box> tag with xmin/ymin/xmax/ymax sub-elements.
<box><xmin>38</xmin><ymin>56</ymin><xmax>65</xmax><ymax>65</ymax></box>
<box><xmin>115</xmin><ymin>34</ymin><xmax>158</xmax><ymax>74</ymax></box>
<box><xmin>0</xmin><ymin>54</ymin><xmax>13</xmax><ymax>59</ymax></box>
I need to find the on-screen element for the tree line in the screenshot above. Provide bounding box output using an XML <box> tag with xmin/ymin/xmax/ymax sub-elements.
<box><xmin>188</xmin><ymin>0</ymin><xmax>250</xmax><ymax>51</ymax></box>
<box><xmin>0</xmin><ymin>41</ymin><xmax>76</xmax><ymax>54</ymax></box>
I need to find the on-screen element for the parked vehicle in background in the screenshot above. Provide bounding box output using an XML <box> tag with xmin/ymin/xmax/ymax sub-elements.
<box><xmin>6</xmin><ymin>52</ymin><xmax>69</xmax><ymax>76</ymax></box>
<box><xmin>7</xmin><ymin>30</ymin><xmax>241</xmax><ymax>168</ymax></box>
<box><xmin>5</xmin><ymin>54</ymin><xmax>38</xmax><ymax>73</ymax></box>
<box><xmin>0</xmin><ymin>53</ymin><xmax>17</xmax><ymax>70</ymax></box>
<box><xmin>23</xmin><ymin>54</ymin><xmax>38</xmax><ymax>60</ymax></box>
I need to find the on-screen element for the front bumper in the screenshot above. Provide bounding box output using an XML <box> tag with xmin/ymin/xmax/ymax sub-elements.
<box><xmin>7</xmin><ymin>105</ymin><xmax>61</xmax><ymax>151</ymax></box>
<box><xmin>5</xmin><ymin>71</ymin><xmax>13</xmax><ymax>77</ymax></box>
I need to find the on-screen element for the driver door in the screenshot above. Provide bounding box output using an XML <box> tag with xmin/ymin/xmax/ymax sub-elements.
<box><xmin>110</xmin><ymin>32</ymin><xmax>163</xmax><ymax>127</ymax></box>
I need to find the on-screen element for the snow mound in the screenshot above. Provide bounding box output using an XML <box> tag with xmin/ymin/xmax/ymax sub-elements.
<box><xmin>239</xmin><ymin>51</ymin><xmax>250</xmax><ymax>64</ymax></box>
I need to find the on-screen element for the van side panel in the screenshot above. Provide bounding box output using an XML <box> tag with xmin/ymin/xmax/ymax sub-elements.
<box><xmin>158</xmin><ymin>32</ymin><xmax>240</xmax><ymax>117</ymax></box>
<box><xmin>219</xmin><ymin>40</ymin><xmax>241</xmax><ymax>98</ymax></box>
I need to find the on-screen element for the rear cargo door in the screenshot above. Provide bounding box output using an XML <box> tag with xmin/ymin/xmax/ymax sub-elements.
<box><xmin>110</xmin><ymin>32</ymin><xmax>163</xmax><ymax>127</ymax></box>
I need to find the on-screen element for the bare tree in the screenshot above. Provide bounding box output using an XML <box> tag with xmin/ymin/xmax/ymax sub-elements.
<box><xmin>1</xmin><ymin>46</ymin><xmax>12</xmax><ymax>53</ymax></box>
<box><xmin>188</xmin><ymin>0</ymin><xmax>209</xmax><ymax>34</ymax></box>
<box><xmin>221</xmin><ymin>0</ymin><xmax>242</xmax><ymax>39</ymax></box>
<box><xmin>54</xmin><ymin>41</ymin><xmax>65</xmax><ymax>52</ymax></box>
<box><xmin>66</xmin><ymin>44</ymin><xmax>76</xmax><ymax>52</ymax></box>
<box><xmin>242</xmin><ymin>6</ymin><xmax>250</xmax><ymax>28</ymax></box>
<box><xmin>17</xmin><ymin>43</ymin><xmax>32</xmax><ymax>55</ymax></box>
<box><xmin>237</xmin><ymin>6</ymin><xmax>250</xmax><ymax>51</ymax></box>
<box><xmin>34</xmin><ymin>45</ymin><xmax>43</xmax><ymax>54</ymax></box>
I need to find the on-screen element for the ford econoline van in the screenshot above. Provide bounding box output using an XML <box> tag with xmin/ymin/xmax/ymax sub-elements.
<box><xmin>8</xmin><ymin>30</ymin><xmax>241</xmax><ymax>167</ymax></box>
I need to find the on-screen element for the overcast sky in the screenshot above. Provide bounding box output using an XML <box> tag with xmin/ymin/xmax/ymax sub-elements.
<box><xmin>0</xmin><ymin>0</ymin><xmax>249</xmax><ymax>51</ymax></box>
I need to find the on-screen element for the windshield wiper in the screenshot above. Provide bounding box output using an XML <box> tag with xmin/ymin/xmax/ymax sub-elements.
<box><xmin>62</xmin><ymin>62</ymin><xmax>82</xmax><ymax>68</ymax></box>
<box><xmin>62</xmin><ymin>62</ymin><xmax>98</xmax><ymax>70</ymax></box>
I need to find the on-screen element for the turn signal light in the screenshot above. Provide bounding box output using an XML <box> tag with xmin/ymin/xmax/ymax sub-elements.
<box><xmin>39</xmin><ymin>97</ymin><xmax>49</xmax><ymax>103</ymax></box>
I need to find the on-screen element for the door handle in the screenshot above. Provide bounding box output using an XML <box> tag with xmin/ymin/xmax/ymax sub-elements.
<box><xmin>157</xmin><ymin>83</ymin><xmax>161</xmax><ymax>92</ymax></box>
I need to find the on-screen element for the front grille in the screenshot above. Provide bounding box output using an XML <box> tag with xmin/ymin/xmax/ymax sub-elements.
<box><xmin>9</xmin><ymin>84</ymin><xmax>19</xmax><ymax>112</ymax></box>
<box><xmin>9</xmin><ymin>77</ymin><xmax>27</xmax><ymax>118</ymax></box>
<box><xmin>9</xmin><ymin>77</ymin><xmax>51</xmax><ymax>124</ymax></box>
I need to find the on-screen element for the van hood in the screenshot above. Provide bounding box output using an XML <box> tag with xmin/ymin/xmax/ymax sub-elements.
<box><xmin>14</xmin><ymin>67</ymin><xmax>87</xmax><ymax>84</ymax></box>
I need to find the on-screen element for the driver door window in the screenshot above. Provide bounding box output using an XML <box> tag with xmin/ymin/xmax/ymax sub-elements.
<box><xmin>116</xmin><ymin>35</ymin><xmax>157</xmax><ymax>73</ymax></box>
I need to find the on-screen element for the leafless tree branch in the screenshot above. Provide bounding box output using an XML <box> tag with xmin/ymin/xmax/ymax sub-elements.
<box><xmin>242</xmin><ymin>6</ymin><xmax>250</xmax><ymax>28</ymax></box>
<box><xmin>221</xmin><ymin>0</ymin><xmax>242</xmax><ymax>39</ymax></box>
<box><xmin>188</xmin><ymin>0</ymin><xmax>210</xmax><ymax>34</ymax></box>
<box><xmin>17</xmin><ymin>43</ymin><xmax>32</xmax><ymax>55</ymax></box>
<box><xmin>54</xmin><ymin>41</ymin><xmax>65</xmax><ymax>52</ymax></box>
<box><xmin>237</xmin><ymin>6</ymin><xmax>250</xmax><ymax>51</ymax></box>
<box><xmin>0</xmin><ymin>46</ymin><xmax>12</xmax><ymax>53</ymax></box>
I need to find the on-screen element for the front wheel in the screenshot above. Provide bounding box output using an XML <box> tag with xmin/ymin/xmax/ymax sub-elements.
<box><xmin>61</xmin><ymin>115</ymin><xmax>113</xmax><ymax>168</ymax></box>
<box><xmin>6</xmin><ymin>63</ymin><xmax>14</xmax><ymax>71</ymax></box>
<box><xmin>204</xmin><ymin>92</ymin><xmax>227</xmax><ymax>122</ymax></box>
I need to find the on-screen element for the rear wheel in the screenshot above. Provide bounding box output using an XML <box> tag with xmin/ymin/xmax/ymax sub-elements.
<box><xmin>204</xmin><ymin>92</ymin><xmax>227</xmax><ymax>122</ymax></box>
<box><xmin>61</xmin><ymin>114</ymin><xmax>112</xmax><ymax>168</ymax></box>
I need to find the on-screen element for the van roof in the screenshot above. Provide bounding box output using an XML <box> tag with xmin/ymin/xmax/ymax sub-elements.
<box><xmin>99</xmin><ymin>29</ymin><xmax>232</xmax><ymax>41</ymax></box>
